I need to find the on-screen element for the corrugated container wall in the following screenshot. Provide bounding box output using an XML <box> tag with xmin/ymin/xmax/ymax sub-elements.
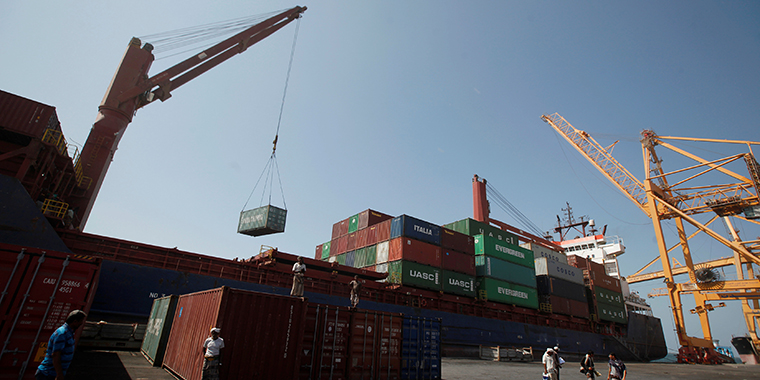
<box><xmin>389</xmin><ymin>238</ymin><xmax>441</xmax><ymax>267</ymax></box>
<box><xmin>440</xmin><ymin>228</ymin><xmax>474</xmax><ymax>254</ymax></box>
<box><xmin>401</xmin><ymin>317</ymin><xmax>442</xmax><ymax>380</ymax></box>
<box><xmin>477</xmin><ymin>277</ymin><xmax>539</xmax><ymax>309</ymax></box>
<box><xmin>440</xmin><ymin>250</ymin><xmax>475</xmax><ymax>276</ymax></box>
<box><xmin>475</xmin><ymin>256</ymin><xmax>537</xmax><ymax>288</ymax></box>
<box><xmin>237</xmin><ymin>205</ymin><xmax>287</xmax><ymax>237</ymax></box>
<box><xmin>141</xmin><ymin>295</ymin><xmax>179</xmax><ymax>367</ymax></box>
<box><xmin>163</xmin><ymin>287</ymin><xmax>308</xmax><ymax>380</ymax></box>
<box><xmin>357</xmin><ymin>209</ymin><xmax>394</xmax><ymax>230</ymax></box>
<box><xmin>0</xmin><ymin>244</ymin><xmax>101</xmax><ymax>380</ymax></box>
<box><xmin>387</xmin><ymin>261</ymin><xmax>441</xmax><ymax>291</ymax></box>
<box><xmin>533</xmin><ymin>257</ymin><xmax>584</xmax><ymax>285</ymax></box>
<box><xmin>440</xmin><ymin>270</ymin><xmax>476</xmax><ymax>298</ymax></box>
<box><xmin>0</xmin><ymin>90</ymin><xmax>61</xmax><ymax>138</ymax></box>
<box><xmin>390</xmin><ymin>215</ymin><xmax>441</xmax><ymax>246</ymax></box>
<box><xmin>474</xmin><ymin>235</ymin><xmax>535</xmax><ymax>268</ymax></box>
<box><xmin>535</xmin><ymin>276</ymin><xmax>587</xmax><ymax>303</ymax></box>
<box><xmin>443</xmin><ymin>218</ymin><xmax>518</xmax><ymax>245</ymax></box>
<box><xmin>522</xmin><ymin>242</ymin><xmax>567</xmax><ymax>264</ymax></box>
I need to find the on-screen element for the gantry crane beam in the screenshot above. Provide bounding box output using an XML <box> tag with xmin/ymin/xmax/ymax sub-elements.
<box><xmin>543</xmin><ymin>112</ymin><xmax>760</xmax><ymax>361</ymax></box>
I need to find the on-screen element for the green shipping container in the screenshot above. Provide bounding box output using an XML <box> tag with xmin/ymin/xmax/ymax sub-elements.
<box><xmin>336</xmin><ymin>252</ymin><xmax>348</xmax><ymax>265</ymax></box>
<box><xmin>477</xmin><ymin>277</ymin><xmax>539</xmax><ymax>309</ymax></box>
<box><xmin>593</xmin><ymin>286</ymin><xmax>624</xmax><ymax>307</ymax></box>
<box><xmin>363</xmin><ymin>244</ymin><xmax>377</xmax><ymax>267</ymax></box>
<box><xmin>348</xmin><ymin>213</ymin><xmax>360</xmax><ymax>233</ymax></box>
<box><xmin>596</xmin><ymin>303</ymin><xmax>628</xmax><ymax>324</ymax></box>
<box><xmin>140</xmin><ymin>295</ymin><xmax>179</xmax><ymax>366</ymax></box>
<box><xmin>387</xmin><ymin>260</ymin><xmax>441</xmax><ymax>291</ymax></box>
<box><xmin>441</xmin><ymin>270</ymin><xmax>476</xmax><ymax>297</ymax></box>
<box><xmin>444</xmin><ymin>218</ymin><xmax>518</xmax><ymax>245</ymax></box>
<box><xmin>321</xmin><ymin>241</ymin><xmax>331</xmax><ymax>260</ymax></box>
<box><xmin>475</xmin><ymin>256</ymin><xmax>537</xmax><ymax>288</ymax></box>
<box><xmin>474</xmin><ymin>234</ymin><xmax>534</xmax><ymax>268</ymax></box>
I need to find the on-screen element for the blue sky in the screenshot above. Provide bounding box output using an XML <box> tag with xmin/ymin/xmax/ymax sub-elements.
<box><xmin>2</xmin><ymin>1</ymin><xmax>759</xmax><ymax>356</ymax></box>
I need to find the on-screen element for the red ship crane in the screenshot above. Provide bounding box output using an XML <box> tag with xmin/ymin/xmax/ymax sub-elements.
<box><xmin>69</xmin><ymin>6</ymin><xmax>306</xmax><ymax>228</ymax></box>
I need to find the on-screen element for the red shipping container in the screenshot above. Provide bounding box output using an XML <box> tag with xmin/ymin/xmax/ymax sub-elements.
<box><xmin>588</xmin><ymin>272</ymin><xmax>622</xmax><ymax>293</ymax></box>
<box><xmin>334</xmin><ymin>236</ymin><xmax>348</xmax><ymax>256</ymax></box>
<box><xmin>163</xmin><ymin>287</ymin><xmax>308</xmax><ymax>380</ymax></box>
<box><xmin>389</xmin><ymin>238</ymin><xmax>441</xmax><ymax>267</ymax></box>
<box><xmin>339</xmin><ymin>218</ymin><xmax>350</xmax><ymax>237</ymax></box>
<box><xmin>366</xmin><ymin>224</ymin><xmax>379</xmax><ymax>247</ymax></box>
<box><xmin>356</xmin><ymin>229</ymin><xmax>368</xmax><ymax>249</ymax></box>
<box><xmin>347</xmin><ymin>232</ymin><xmax>358</xmax><ymax>251</ymax></box>
<box><xmin>441</xmin><ymin>250</ymin><xmax>475</xmax><ymax>276</ymax></box>
<box><xmin>566</xmin><ymin>254</ymin><xmax>587</xmax><ymax>269</ymax></box>
<box><xmin>589</xmin><ymin>260</ymin><xmax>606</xmax><ymax>278</ymax></box>
<box><xmin>0</xmin><ymin>90</ymin><xmax>61</xmax><ymax>139</ymax></box>
<box><xmin>315</xmin><ymin>244</ymin><xmax>323</xmax><ymax>260</ymax></box>
<box><xmin>376</xmin><ymin>219</ymin><xmax>392</xmax><ymax>243</ymax></box>
<box><xmin>352</xmin><ymin>309</ymin><xmax>402</xmax><ymax>380</ymax></box>
<box><xmin>332</xmin><ymin>222</ymin><xmax>342</xmax><ymax>240</ymax></box>
<box><xmin>440</xmin><ymin>228</ymin><xmax>475</xmax><ymax>254</ymax></box>
<box><xmin>0</xmin><ymin>244</ymin><xmax>101</xmax><ymax>380</ymax></box>
<box><xmin>357</xmin><ymin>209</ymin><xmax>394</xmax><ymax>230</ymax></box>
<box><xmin>540</xmin><ymin>295</ymin><xmax>590</xmax><ymax>319</ymax></box>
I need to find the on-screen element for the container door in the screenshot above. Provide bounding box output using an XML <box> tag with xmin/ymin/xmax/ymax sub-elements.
<box><xmin>300</xmin><ymin>305</ymin><xmax>350</xmax><ymax>380</ymax></box>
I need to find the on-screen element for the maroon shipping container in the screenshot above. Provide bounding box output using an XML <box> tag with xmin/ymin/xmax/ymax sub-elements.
<box><xmin>587</xmin><ymin>272</ymin><xmax>622</xmax><ymax>293</ymax></box>
<box><xmin>441</xmin><ymin>250</ymin><xmax>476</xmax><ymax>276</ymax></box>
<box><xmin>315</xmin><ymin>244</ymin><xmax>323</xmax><ymax>260</ymax></box>
<box><xmin>299</xmin><ymin>305</ymin><xmax>402</xmax><ymax>380</ymax></box>
<box><xmin>540</xmin><ymin>295</ymin><xmax>590</xmax><ymax>319</ymax></box>
<box><xmin>163</xmin><ymin>287</ymin><xmax>308</xmax><ymax>380</ymax></box>
<box><xmin>357</xmin><ymin>209</ymin><xmax>394</xmax><ymax>231</ymax></box>
<box><xmin>347</xmin><ymin>232</ymin><xmax>358</xmax><ymax>251</ymax></box>
<box><xmin>366</xmin><ymin>224</ymin><xmax>379</xmax><ymax>247</ymax></box>
<box><xmin>376</xmin><ymin>219</ymin><xmax>392</xmax><ymax>242</ymax></box>
<box><xmin>440</xmin><ymin>228</ymin><xmax>475</xmax><ymax>254</ymax></box>
<box><xmin>332</xmin><ymin>222</ymin><xmax>342</xmax><ymax>240</ymax></box>
<box><xmin>388</xmin><ymin>238</ymin><xmax>441</xmax><ymax>267</ymax></box>
<box><xmin>0</xmin><ymin>90</ymin><xmax>61</xmax><ymax>139</ymax></box>
<box><xmin>0</xmin><ymin>244</ymin><xmax>101</xmax><ymax>380</ymax></box>
<box><xmin>567</xmin><ymin>255</ymin><xmax>606</xmax><ymax>278</ymax></box>
<box><xmin>334</xmin><ymin>235</ymin><xmax>348</xmax><ymax>256</ymax></box>
<box><xmin>356</xmin><ymin>229</ymin><xmax>368</xmax><ymax>249</ymax></box>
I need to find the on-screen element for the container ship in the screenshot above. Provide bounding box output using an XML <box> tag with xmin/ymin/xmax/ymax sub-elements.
<box><xmin>0</xmin><ymin>89</ymin><xmax>667</xmax><ymax>377</ymax></box>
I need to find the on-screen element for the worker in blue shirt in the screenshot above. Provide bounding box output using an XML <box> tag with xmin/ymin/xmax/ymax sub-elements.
<box><xmin>35</xmin><ymin>310</ymin><xmax>87</xmax><ymax>380</ymax></box>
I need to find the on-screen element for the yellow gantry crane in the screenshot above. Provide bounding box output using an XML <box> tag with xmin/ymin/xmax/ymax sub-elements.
<box><xmin>542</xmin><ymin>112</ymin><xmax>760</xmax><ymax>363</ymax></box>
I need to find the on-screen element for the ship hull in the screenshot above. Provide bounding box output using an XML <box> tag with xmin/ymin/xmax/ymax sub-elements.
<box><xmin>91</xmin><ymin>259</ymin><xmax>667</xmax><ymax>361</ymax></box>
<box><xmin>731</xmin><ymin>336</ymin><xmax>759</xmax><ymax>365</ymax></box>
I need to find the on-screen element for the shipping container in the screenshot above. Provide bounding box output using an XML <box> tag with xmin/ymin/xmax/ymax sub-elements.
<box><xmin>237</xmin><ymin>205</ymin><xmax>286</xmax><ymax>236</ymax></box>
<box><xmin>377</xmin><ymin>219</ymin><xmax>392</xmax><ymax>243</ymax></box>
<box><xmin>387</xmin><ymin>261</ymin><xmax>441</xmax><ymax>291</ymax></box>
<box><xmin>474</xmin><ymin>256</ymin><xmax>537</xmax><ymax>288</ymax></box>
<box><xmin>594</xmin><ymin>303</ymin><xmax>628</xmax><ymax>324</ymax></box>
<box><xmin>375</xmin><ymin>263</ymin><xmax>388</xmax><ymax>274</ymax></box>
<box><xmin>587</xmin><ymin>271</ymin><xmax>622</xmax><ymax>293</ymax></box>
<box><xmin>162</xmin><ymin>287</ymin><xmax>308</xmax><ymax>380</ymax></box>
<box><xmin>347</xmin><ymin>232</ymin><xmax>358</xmax><ymax>251</ymax></box>
<box><xmin>337</xmin><ymin>252</ymin><xmax>348</xmax><ymax>266</ymax></box>
<box><xmin>345</xmin><ymin>251</ymin><xmax>356</xmax><ymax>268</ymax></box>
<box><xmin>389</xmin><ymin>238</ymin><xmax>441</xmax><ymax>267</ymax></box>
<box><xmin>315</xmin><ymin>244</ymin><xmax>323</xmax><ymax>260</ymax></box>
<box><xmin>356</xmin><ymin>229</ymin><xmax>368</xmax><ymax>249</ymax></box>
<box><xmin>390</xmin><ymin>215</ymin><xmax>441</xmax><ymax>246</ymax></box>
<box><xmin>0</xmin><ymin>244</ymin><xmax>101</xmax><ymax>380</ymax></box>
<box><xmin>590</xmin><ymin>286</ymin><xmax>624</xmax><ymax>307</ymax></box>
<box><xmin>533</xmin><ymin>257</ymin><xmax>584</xmax><ymax>285</ymax></box>
<box><xmin>440</xmin><ymin>250</ymin><xmax>475</xmax><ymax>276</ymax></box>
<box><xmin>535</xmin><ymin>276</ymin><xmax>587</xmax><ymax>303</ymax></box>
<box><xmin>322</xmin><ymin>242</ymin><xmax>331</xmax><ymax>260</ymax></box>
<box><xmin>476</xmin><ymin>278</ymin><xmax>538</xmax><ymax>309</ymax></box>
<box><xmin>348</xmin><ymin>213</ymin><xmax>360</xmax><ymax>234</ymax></box>
<box><xmin>401</xmin><ymin>317</ymin><xmax>441</xmax><ymax>380</ymax></box>
<box><xmin>0</xmin><ymin>90</ymin><xmax>61</xmax><ymax>139</ymax></box>
<box><xmin>335</xmin><ymin>235</ymin><xmax>348</xmax><ymax>256</ymax></box>
<box><xmin>443</xmin><ymin>218</ymin><xmax>518</xmax><ymax>245</ymax></box>
<box><xmin>376</xmin><ymin>241</ymin><xmax>390</xmax><ymax>264</ymax></box>
<box><xmin>355</xmin><ymin>245</ymin><xmax>376</xmax><ymax>268</ymax></box>
<box><xmin>567</xmin><ymin>255</ymin><xmax>606</xmax><ymax>278</ymax></box>
<box><xmin>332</xmin><ymin>221</ymin><xmax>343</xmax><ymax>240</ymax></box>
<box><xmin>367</xmin><ymin>224</ymin><xmax>379</xmax><ymax>247</ymax></box>
<box><xmin>440</xmin><ymin>270</ymin><xmax>476</xmax><ymax>298</ymax></box>
<box><xmin>440</xmin><ymin>228</ymin><xmax>474</xmax><ymax>254</ymax></box>
<box><xmin>474</xmin><ymin>234</ymin><xmax>534</xmax><ymax>268</ymax></box>
<box><xmin>338</xmin><ymin>218</ymin><xmax>350</xmax><ymax>237</ymax></box>
<box><xmin>357</xmin><ymin>209</ymin><xmax>394</xmax><ymax>230</ymax></box>
<box><xmin>538</xmin><ymin>295</ymin><xmax>589</xmax><ymax>319</ymax></box>
<box><xmin>141</xmin><ymin>295</ymin><xmax>179</xmax><ymax>367</ymax></box>
<box><xmin>299</xmin><ymin>305</ymin><xmax>402</xmax><ymax>380</ymax></box>
<box><xmin>522</xmin><ymin>242</ymin><xmax>567</xmax><ymax>264</ymax></box>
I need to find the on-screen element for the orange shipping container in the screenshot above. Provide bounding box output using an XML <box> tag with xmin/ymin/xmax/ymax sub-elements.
<box><xmin>389</xmin><ymin>237</ymin><xmax>441</xmax><ymax>267</ymax></box>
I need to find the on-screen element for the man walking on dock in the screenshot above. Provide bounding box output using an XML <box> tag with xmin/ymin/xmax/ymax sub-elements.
<box><xmin>542</xmin><ymin>347</ymin><xmax>558</xmax><ymax>380</ymax></box>
<box><xmin>607</xmin><ymin>353</ymin><xmax>626</xmax><ymax>380</ymax></box>
<box><xmin>35</xmin><ymin>310</ymin><xmax>86</xmax><ymax>380</ymax></box>
<box><xmin>291</xmin><ymin>256</ymin><xmax>306</xmax><ymax>298</ymax></box>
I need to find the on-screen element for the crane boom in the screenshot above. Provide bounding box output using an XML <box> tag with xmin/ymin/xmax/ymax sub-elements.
<box><xmin>68</xmin><ymin>6</ymin><xmax>306</xmax><ymax>228</ymax></box>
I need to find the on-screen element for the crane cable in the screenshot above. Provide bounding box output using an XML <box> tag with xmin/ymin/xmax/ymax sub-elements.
<box><xmin>485</xmin><ymin>182</ymin><xmax>545</xmax><ymax>237</ymax></box>
<box><xmin>241</xmin><ymin>17</ymin><xmax>301</xmax><ymax>212</ymax></box>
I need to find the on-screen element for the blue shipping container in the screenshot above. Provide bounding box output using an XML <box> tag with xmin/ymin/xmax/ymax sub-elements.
<box><xmin>402</xmin><ymin>316</ymin><xmax>442</xmax><ymax>380</ymax></box>
<box><xmin>391</xmin><ymin>215</ymin><xmax>441</xmax><ymax>246</ymax></box>
<box><xmin>345</xmin><ymin>250</ymin><xmax>356</xmax><ymax>267</ymax></box>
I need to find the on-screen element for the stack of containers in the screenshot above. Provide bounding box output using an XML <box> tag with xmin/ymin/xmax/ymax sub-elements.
<box><xmin>472</xmin><ymin>234</ymin><xmax>538</xmax><ymax>309</ymax></box>
<box><xmin>386</xmin><ymin>215</ymin><xmax>443</xmax><ymax>292</ymax></box>
<box><xmin>316</xmin><ymin>209</ymin><xmax>393</xmax><ymax>270</ymax></box>
<box><xmin>534</xmin><ymin>257</ymin><xmax>589</xmax><ymax>318</ymax></box>
<box><xmin>567</xmin><ymin>255</ymin><xmax>627</xmax><ymax>324</ymax></box>
<box><xmin>438</xmin><ymin>227</ymin><xmax>477</xmax><ymax>298</ymax></box>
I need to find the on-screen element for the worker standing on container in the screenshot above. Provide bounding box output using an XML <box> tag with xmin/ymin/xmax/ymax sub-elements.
<box><xmin>35</xmin><ymin>310</ymin><xmax>87</xmax><ymax>380</ymax></box>
<box><xmin>607</xmin><ymin>353</ymin><xmax>626</xmax><ymax>380</ymax></box>
<box><xmin>202</xmin><ymin>327</ymin><xmax>225</xmax><ymax>380</ymax></box>
<box><xmin>349</xmin><ymin>275</ymin><xmax>361</xmax><ymax>308</ymax></box>
<box><xmin>291</xmin><ymin>256</ymin><xmax>306</xmax><ymax>298</ymax></box>
<box><xmin>542</xmin><ymin>347</ymin><xmax>558</xmax><ymax>380</ymax></box>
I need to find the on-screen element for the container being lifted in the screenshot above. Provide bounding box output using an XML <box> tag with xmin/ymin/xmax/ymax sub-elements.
<box><xmin>237</xmin><ymin>204</ymin><xmax>287</xmax><ymax>236</ymax></box>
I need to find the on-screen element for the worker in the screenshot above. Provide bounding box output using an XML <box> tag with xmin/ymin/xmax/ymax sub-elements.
<box><xmin>542</xmin><ymin>347</ymin><xmax>558</xmax><ymax>380</ymax></box>
<box><xmin>291</xmin><ymin>257</ymin><xmax>306</xmax><ymax>298</ymax></box>
<box><xmin>35</xmin><ymin>310</ymin><xmax>87</xmax><ymax>380</ymax></box>
<box><xmin>581</xmin><ymin>350</ymin><xmax>599</xmax><ymax>379</ymax></box>
<box><xmin>202</xmin><ymin>327</ymin><xmax>225</xmax><ymax>380</ymax></box>
<box><xmin>607</xmin><ymin>353</ymin><xmax>626</xmax><ymax>380</ymax></box>
<box><xmin>349</xmin><ymin>275</ymin><xmax>361</xmax><ymax>308</ymax></box>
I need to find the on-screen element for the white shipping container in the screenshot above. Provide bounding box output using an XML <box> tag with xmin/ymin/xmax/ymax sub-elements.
<box><xmin>534</xmin><ymin>257</ymin><xmax>584</xmax><ymax>285</ymax></box>
<box><xmin>376</xmin><ymin>241</ymin><xmax>390</xmax><ymax>264</ymax></box>
<box><xmin>522</xmin><ymin>242</ymin><xmax>567</xmax><ymax>264</ymax></box>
